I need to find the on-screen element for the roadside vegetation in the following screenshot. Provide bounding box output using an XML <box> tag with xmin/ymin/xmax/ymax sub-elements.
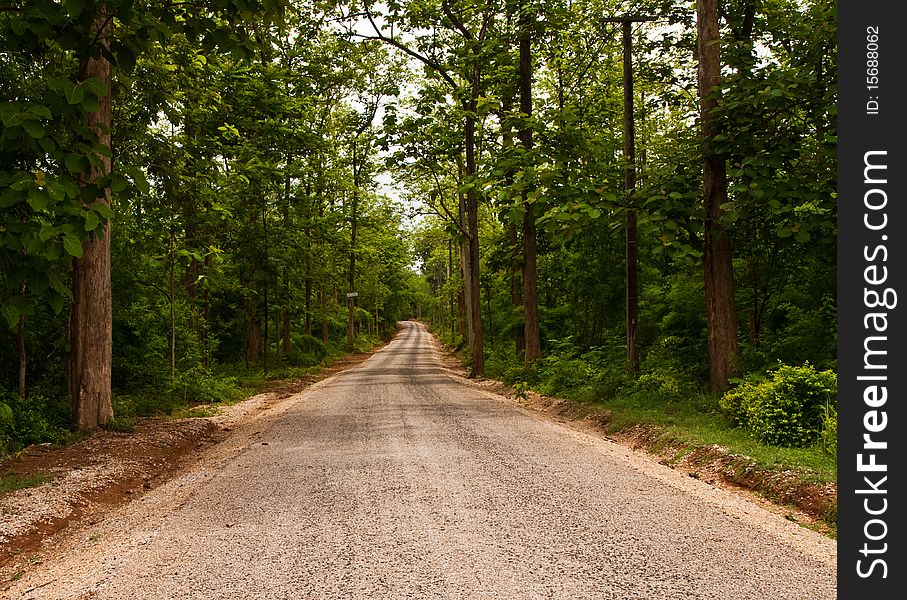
<box><xmin>1</xmin><ymin>2</ymin><xmax>419</xmax><ymax>454</ymax></box>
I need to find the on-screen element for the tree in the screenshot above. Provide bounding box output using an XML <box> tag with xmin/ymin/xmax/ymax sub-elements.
<box><xmin>69</xmin><ymin>4</ymin><xmax>114</xmax><ymax>428</ymax></box>
<box><xmin>697</xmin><ymin>0</ymin><xmax>738</xmax><ymax>393</ymax></box>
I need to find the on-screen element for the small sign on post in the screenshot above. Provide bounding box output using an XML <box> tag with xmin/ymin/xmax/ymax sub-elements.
<box><xmin>346</xmin><ymin>292</ymin><xmax>359</xmax><ymax>298</ymax></box>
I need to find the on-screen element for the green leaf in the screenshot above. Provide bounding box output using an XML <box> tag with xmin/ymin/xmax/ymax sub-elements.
<box><xmin>24</xmin><ymin>121</ymin><xmax>46</xmax><ymax>139</ymax></box>
<box><xmin>39</xmin><ymin>223</ymin><xmax>57</xmax><ymax>242</ymax></box>
<box><xmin>48</xmin><ymin>293</ymin><xmax>64</xmax><ymax>315</ymax></box>
<box><xmin>27</xmin><ymin>188</ymin><xmax>49</xmax><ymax>211</ymax></box>
<box><xmin>114</xmin><ymin>45</ymin><xmax>136</xmax><ymax>72</ymax></box>
<box><xmin>65</xmin><ymin>153</ymin><xmax>84</xmax><ymax>174</ymax></box>
<box><xmin>84</xmin><ymin>210</ymin><xmax>100</xmax><ymax>232</ymax></box>
<box><xmin>92</xmin><ymin>143</ymin><xmax>113</xmax><ymax>158</ymax></box>
<box><xmin>48</xmin><ymin>270</ymin><xmax>68</xmax><ymax>296</ymax></box>
<box><xmin>39</xmin><ymin>136</ymin><xmax>56</xmax><ymax>153</ymax></box>
<box><xmin>66</xmin><ymin>83</ymin><xmax>85</xmax><ymax>105</ymax></box>
<box><xmin>81</xmin><ymin>94</ymin><xmax>99</xmax><ymax>113</ymax></box>
<box><xmin>28</xmin><ymin>272</ymin><xmax>49</xmax><ymax>295</ymax></box>
<box><xmin>95</xmin><ymin>203</ymin><xmax>114</xmax><ymax>219</ymax></box>
<box><xmin>63</xmin><ymin>234</ymin><xmax>83</xmax><ymax>258</ymax></box>
<box><xmin>64</xmin><ymin>0</ymin><xmax>88</xmax><ymax>18</ymax></box>
<box><xmin>81</xmin><ymin>77</ymin><xmax>107</xmax><ymax>97</ymax></box>
<box><xmin>110</xmin><ymin>172</ymin><xmax>128</xmax><ymax>193</ymax></box>
<box><xmin>46</xmin><ymin>181</ymin><xmax>66</xmax><ymax>202</ymax></box>
<box><xmin>0</xmin><ymin>403</ymin><xmax>12</xmax><ymax>426</ymax></box>
<box><xmin>0</xmin><ymin>303</ymin><xmax>19</xmax><ymax>330</ymax></box>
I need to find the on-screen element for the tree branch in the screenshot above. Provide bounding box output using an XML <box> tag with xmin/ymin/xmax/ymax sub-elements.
<box><xmin>359</xmin><ymin>3</ymin><xmax>458</xmax><ymax>90</ymax></box>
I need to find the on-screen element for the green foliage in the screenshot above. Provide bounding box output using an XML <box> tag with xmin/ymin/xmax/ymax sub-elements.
<box><xmin>719</xmin><ymin>363</ymin><xmax>837</xmax><ymax>448</ymax></box>
<box><xmin>169</xmin><ymin>369</ymin><xmax>245</xmax><ymax>407</ymax></box>
<box><xmin>820</xmin><ymin>402</ymin><xmax>837</xmax><ymax>458</ymax></box>
<box><xmin>286</xmin><ymin>334</ymin><xmax>328</xmax><ymax>367</ymax></box>
<box><xmin>0</xmin><ymin>390</ymin><xmax>73</xmax><ymax>456</ymax></box>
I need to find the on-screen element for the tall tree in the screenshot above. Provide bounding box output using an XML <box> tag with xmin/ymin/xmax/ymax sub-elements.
<box><xmin>69</xmin><ymin>4</ymin><xmax>114</xmax><ymax>429</ymax></box>
<box><xmin>696</xmin><ymin>0</ymin><xmax>739</xmax><ymax>392</ymax></box>
<box><xmin>517</xmin><ymin>0</ymin><xmax>540</xmax><ymax>366</ymax></box>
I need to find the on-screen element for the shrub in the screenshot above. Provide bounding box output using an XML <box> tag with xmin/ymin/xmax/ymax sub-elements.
<box><xmin>0</xmin><ymin>390</ymin><xmax>72</xmax><ymax>455</ymax></box>
<box><xmin>719</xmin><ymin>363</ymin><xmax>836</xmax><ymax>447</ymax></box>
<box><xmin>286</xmin><ymin>334</ymin><xmax>328</xmax><ymax>367</ymax></box>
<box><xmin>820</xmin><ymin>401</ymin><xmax>837</xmax><ymax>457</ymax></box>
<box><xmin>168</xmin><ymin>368</ymin><xmax>244</xmax><ymax>406</ymax></box>
<box><xmin>718</xmin><ymin>384</ymin><xmax>755</xmax><ymax>428</ymax></box>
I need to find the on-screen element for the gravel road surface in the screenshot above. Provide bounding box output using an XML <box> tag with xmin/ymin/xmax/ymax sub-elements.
<box><xmin>8</xmin><ymin>321</ymin><xmax>836</xmax><ymax>599</ymax></box>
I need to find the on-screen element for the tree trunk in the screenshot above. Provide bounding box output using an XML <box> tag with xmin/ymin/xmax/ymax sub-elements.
<box><xmin>347</xmin><ymin>143</ymin><xmax>359</xmax><ymax>351</ymax></box>
<box><xmin>169</xmin><ymin>243</ymin><xmax>176</xmax><ymax>381</ymax></box>
<box><xmin>448</xmin><ymin>239</ymin><xmax>456</xmax><ymax>342</ymax></box>
<box><xmin>507</xmin><ymin>222</ymin><xmax>524</xmax><ymax>355</ymax></box>
<box><xmin>69</xmin><ymin>6</ymin><xmax>113</xmax><ymax>429</ymax></box>
<box><xmin>203</xmin><ymin>254</ymin><xmax>211</xmax><ymax>369</ymax></box>
<box><xmin>463</xmin><ymin>50</ymin><xmax>485</xmax><ymax>376</ymax></box>
<box><xmin>697</xmin><ymin>0</ymin><xmax>739</xmax><ymax>393</ymax></box>
<box><xmin>282</xmin><ymin>266</ymin><xmax>291</xmax><ymax>354</ymax></box>
<box><xmin>519</xmin><ymin>2</ymin><xmax>540</xmax><ymax>366</ymax></box>
<box><xmin>246</xmin><ymin>309</ymin><xmax>260</xmax><ymax>368</ymax></box>
<box><xmin>622</xmin><ymin>20</ymin><xmax>640</xmax><ymax>373</ymax></box>
<box><xmin>321</xmin><ymin>277</ymin><xmax>329</xmax><ymax>344</ymax></box>
<box><xmin>17</xmin><ymin>314</ymin><xmax>25</xmax><ymax>398</ymax></box>
<box><xmin>304</xmin><ymin>248</ymin><xmax>312</xmax><ymax>336</ymax></box>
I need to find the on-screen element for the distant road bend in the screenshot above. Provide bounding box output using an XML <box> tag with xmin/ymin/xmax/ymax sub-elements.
<box><xmin>11</xmin><ymin>321</ymin><xmax>836</xmax><ymax>599</ymax></box>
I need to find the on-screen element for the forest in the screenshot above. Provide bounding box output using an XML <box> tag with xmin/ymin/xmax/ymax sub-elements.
<box><xmin>1</xmin><ymin>0</ymin><xmax>837</xmax><ymax>463</ymax></box>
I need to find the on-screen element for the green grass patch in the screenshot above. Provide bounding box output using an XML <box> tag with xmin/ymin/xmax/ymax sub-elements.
<box><xmin>588</xmin><ymin>393</ymin><xmax>836</xmax><ymax>482</ymax></box>
<box><xmin>0</xmin><ymin>473</ymin><xmax>54</xmax><ymax>499</ymax></box>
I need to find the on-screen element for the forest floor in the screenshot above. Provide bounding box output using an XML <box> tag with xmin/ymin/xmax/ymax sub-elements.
<box><xmin>0</xmin><ymin>347</ymin><xmax>383</xmax><ymax>581</ymax></box>
<box><xmin>0</xmin><ymin>330</ymin><xmax>835</xmax><ymax>586</ymax></box>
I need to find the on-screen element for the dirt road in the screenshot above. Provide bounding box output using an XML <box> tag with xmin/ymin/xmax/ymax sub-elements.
<box><xmin>8</xmin><ymin>321</ymin><xmax>836</xmax><ymax>599</ymax></box>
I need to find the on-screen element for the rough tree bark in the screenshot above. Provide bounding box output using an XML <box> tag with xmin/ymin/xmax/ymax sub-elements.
<box><xmin>69</xmin><ymin>6</ymin><xmax>113</xmax><ymax>429</ymax></box>
<box><xmin>697</xmin><ymin>0</ymin><xmax>739</xmax><ymax>393</ymax></box>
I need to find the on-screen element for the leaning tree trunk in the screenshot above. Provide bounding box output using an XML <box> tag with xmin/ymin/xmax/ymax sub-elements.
<box><xmin>69</xmin><ymin>5</ymin><xmax>113</xmax><ymax>429</ymax></box>
<box><xmin>697</xmin><ymin>0</ymin><xmax>739</xmax><ymax>393</ymax></box>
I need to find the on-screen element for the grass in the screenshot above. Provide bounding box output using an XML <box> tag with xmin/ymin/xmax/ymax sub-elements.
<box><xmin>589</xmin><ymin>393</ymin><xmax>837</xmax><ymax>482</ymax></box>
<box><xmin>0</xmin><ymin>473</ymin><xmax>54</xmax><ymax>499</ymax></box>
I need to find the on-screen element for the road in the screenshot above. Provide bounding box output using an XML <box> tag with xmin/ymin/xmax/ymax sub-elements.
<box><xmin>9</xmin><ymin>321</ymin><xmax>836</xmax><ymax>599</ymax></box>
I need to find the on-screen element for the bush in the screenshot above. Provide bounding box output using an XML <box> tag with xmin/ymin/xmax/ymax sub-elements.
<box><xmin>168</xmin><ymin>368</ymin><xmax>244</xmax><ymax>406</ymax></box>
<box><xmin>0</xmin><ymin>390</ymin><xmax>72</xmax><ymax>455</ymax></box>
<box><xmin>719</xmin><ymin>363</ymin><xmax>836</xmax><ymax>447</ymax></box>
<box><xmin>286</xmin><ymin>334</ymin><xmax>328</xmax><ymax>367</ymax></box>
